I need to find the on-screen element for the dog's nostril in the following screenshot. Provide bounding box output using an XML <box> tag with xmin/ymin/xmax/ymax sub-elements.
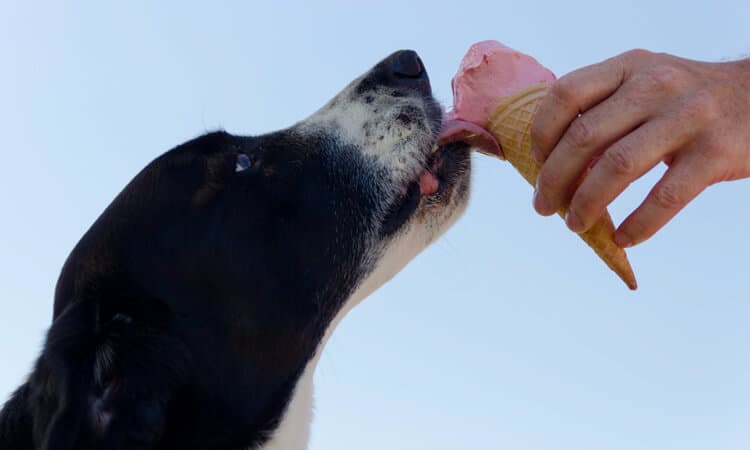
<box><xmin>359</xmin><ymin>49</ymin><xmax>432</xmax><ymax>96</ymax></box>
<box><xmin>388</xmin><ymin>50</ymin><xmax>424</xmax><ymax>78</ymax></box>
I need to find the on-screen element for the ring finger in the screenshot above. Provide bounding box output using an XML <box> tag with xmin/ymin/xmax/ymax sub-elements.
<box><xmin>564</xmin><ymin>117</ymin><xmax>689</xmax><ymax>232</ymax></box>
<box><xmin>534</xmin><ymin>89</ymin><xmax>650</xmax><ymax>216</ymax></box>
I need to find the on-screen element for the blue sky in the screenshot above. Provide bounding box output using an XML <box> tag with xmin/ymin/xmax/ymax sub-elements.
<box><xmin>1</xmin><ymin>1</ymin><xmax>748</xmax><ymax>449</ymax></box>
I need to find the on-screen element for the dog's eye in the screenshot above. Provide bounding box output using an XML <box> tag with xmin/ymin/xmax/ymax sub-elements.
<box><xmin>235</xmin><ymin>153</ymin><xmax>253</xmax><ymax>173</ymax></box>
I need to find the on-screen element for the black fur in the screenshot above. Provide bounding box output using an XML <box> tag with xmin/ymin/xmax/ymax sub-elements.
<box><xmin>0</xmin><ymin>50</ymin><xmax>469</xmax><ymax>450</ymax></box>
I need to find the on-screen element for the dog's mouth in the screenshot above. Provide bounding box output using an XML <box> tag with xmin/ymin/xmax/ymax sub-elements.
<box><xmin>380</xmin><ymin>149</ymin><xmax>449</xmax><ymax>236</ymax></box>
<box><xmin>416</xmin><ymin>117</ymin><xmax>500</xmax><ymax>196</ymax></box>
<box><xmin>437</xmin><ymin>117</ymin><xmax>501</xmax><ymax>158</ymax></box>
<box><xmin>415</xmin><ymin>146</ymin><xmax>450</xmax><ymax>196</ymax></box>
<box><xmin>380</xmin><ymin>117</ymin><xmax>500</xmax><ymax>235</ymax></box>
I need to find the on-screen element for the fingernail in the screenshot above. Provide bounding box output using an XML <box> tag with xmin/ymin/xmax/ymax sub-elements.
<box><xmin>533</xmin><ymin>188</ymin><xmax>550</xmax><ymax>215</ymax></box>
<box><xmin>615</xmin><ymin>231</ymin><xmax>633</xmax><ymax>248</ymax></box>
<box><xmin>565</xmin><ymin>209</ymin><xmax>585</xmax><ymax>233</ymax></box>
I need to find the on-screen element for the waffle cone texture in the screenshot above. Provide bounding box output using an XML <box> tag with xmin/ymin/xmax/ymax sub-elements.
<box><xmin>486</xmin><ymin>83</ymin><xmax>637</xmax><ymax>290</ymax></box>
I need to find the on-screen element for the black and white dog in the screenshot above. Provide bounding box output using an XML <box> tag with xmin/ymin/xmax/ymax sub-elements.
<box><xmin>0</xmin><ymin>50</ymin><xmax>486</xmax><ymax>450</ymax></box>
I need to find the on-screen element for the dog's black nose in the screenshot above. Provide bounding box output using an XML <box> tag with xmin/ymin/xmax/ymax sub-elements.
<box><xmin>358</xmin><ymin>50</ymin><xmax>432</xmax><ymax>96</ymax></box>
<box><xmin>382</xmin><ymin>50</ymin><xmax>431</xmax><ymax>93</ymax></box>
<box><xmin>387</xmin><ymin>50</ymin><xmax>424</xmax><ymax>78</ymax></box>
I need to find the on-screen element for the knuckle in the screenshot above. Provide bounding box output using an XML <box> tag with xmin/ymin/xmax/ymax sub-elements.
<box><xmin>695</xmin><ymin>139</ymin><xmax>731</xmax><ymax>182</ymax></box>
<box><xmin>653</xmin><ymin>182</ymin><xmax>685</xmax><ymax>210</ymax></box>
<box><xmin>549</xmin><ymin>76</ymin><xmax>577</xmax><ymax>106</ymax></box>
<box><xmin>685</xmin><ymin>89</ymin><xmax>721</xmax><ymax>123</ymax></box>
<box><xmin>697</xmin><ymin>138</ymin><xmax>723</xmax><ymax>160</ymax></box>
<box><xmin>640</xmin><ymin>64</ymin><xmax>687</xmax><ymax>93</ymax></box>
<box><xmin>602</xmin><ymin>143</ymin><xmax>636</xmax><ymax>176</ymax></box>
<box><xmin>565</xmin><ymin>117</ymin><xmax>594</xmax><ymax>148</ymax></box>
<box><xmin>621</xmin><ymin>48</ymin><xmax>653</xmax><ymax>62</ymax></box>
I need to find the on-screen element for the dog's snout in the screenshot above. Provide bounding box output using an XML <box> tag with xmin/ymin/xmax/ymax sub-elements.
<box><xmin>387</xmin><ymin>50</ymin><xmax>424</xmax><ymax>78</ymax></box>
<box><xmin>356</xmin><ymin>50</ymin><xmax>433</xmax><ymax>96</ymax></box>
<box><xmin>380</xmin><ymin>50</ymin><xmax>431</xmax><ymax>94</ymax></box>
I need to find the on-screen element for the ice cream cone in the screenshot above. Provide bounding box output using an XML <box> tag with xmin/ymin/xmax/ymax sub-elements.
<box><xmin>486</xmin><ymin>82</ymin><xmax>638</xmax><ymax>290</ymax></box>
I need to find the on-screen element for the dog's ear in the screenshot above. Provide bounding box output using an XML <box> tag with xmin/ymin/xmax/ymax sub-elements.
<box><xmin>86</xmin><ymin>314</ymin><xmax>192</xmax><ymax>450</ymax></box>
<box><xmin>29</xmin><ymin>301</ymin><xmax>191</xmax><ymax>450</ymax></box>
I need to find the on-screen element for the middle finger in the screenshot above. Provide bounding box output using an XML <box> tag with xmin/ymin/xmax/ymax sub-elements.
<box><xmin>533</xmin><ymin>89</ymin><xmax>649</xmax><ymax>216</ymax></box>
<box><xmin>565</xmin><ymin>117</ymin><xmax>684</xmax><ymax>232</ymax></box>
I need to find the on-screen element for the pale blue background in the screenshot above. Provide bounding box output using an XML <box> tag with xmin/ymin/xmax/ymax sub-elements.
<box><xmin>1</xmin><ymin>1</ymin><xmax>748</xmax><ymax>449</ymax></box>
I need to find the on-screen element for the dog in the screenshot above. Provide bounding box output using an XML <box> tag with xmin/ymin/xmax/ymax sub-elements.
<box><xmin>0</xmin><ymin>50</ymin><xmax>479</xmax><ymax>450</ymax></box>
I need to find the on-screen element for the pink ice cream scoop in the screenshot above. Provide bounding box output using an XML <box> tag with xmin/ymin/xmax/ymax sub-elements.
<box><xmin>451</xmin><ymin>40</ymin><xmax>556</xmax><ymax>125</ymax></box>
<box><xmin>439</xmin><ymin>40</ymin><xmax>556</xmax><ymax>158</ymax></box>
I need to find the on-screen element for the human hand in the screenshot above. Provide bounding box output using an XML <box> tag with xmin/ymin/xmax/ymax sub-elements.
<box><xmin>530</xmin><ymin>50</ymin><xmax>750</xmax><ymax>247</ymax></box>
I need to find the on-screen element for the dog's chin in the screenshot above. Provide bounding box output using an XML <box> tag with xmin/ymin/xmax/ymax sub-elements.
<box><xmin>380</xmin><ymin>140</ymin><xmax>471</xmax><ymax>238</ymax></box>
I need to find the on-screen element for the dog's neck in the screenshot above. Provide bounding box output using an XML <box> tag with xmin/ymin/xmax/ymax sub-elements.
<box><xmin>259</xmin><ymin>232</ymin><xmax>425</xmax><ymax>450</ymax></box>
<box><xmin>256</xmin><ymin>280</ymin><xmax>382</xmax><ymax>450</ymax></box>
<box><xmin>254</xmin><ymin>299</ymin><xmax>358</xmax><ymax>450</ymax></box>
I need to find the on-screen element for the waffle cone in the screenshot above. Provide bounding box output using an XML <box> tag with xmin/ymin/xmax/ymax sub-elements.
<box><xmin>486</xmin><ymin>83</ymin><xmax>637</xmax><ymax>290</ymax></box>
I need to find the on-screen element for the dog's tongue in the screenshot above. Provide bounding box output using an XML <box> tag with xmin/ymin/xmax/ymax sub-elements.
<box><xmin>418</xmin><ymin>171</ymin><xmax>439</xmax><ymax>195</ymax></box>
<box><xmin>438</xmin><ymin>117</ymin><xmax>501</xmax><ymax>157</ymax></box>
<box><xmin>438</xmin><ymin>40</ymin><xmax>557</xmax><ymax>158</ymax></box>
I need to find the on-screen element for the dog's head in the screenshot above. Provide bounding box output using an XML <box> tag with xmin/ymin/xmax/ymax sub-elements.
<box><xmin>56</xmin><ymin>50</ymin><xmax>471</xmax><ymax>331</ymax></box>
<box><xmin>40</xmin><ymin>49</ymin><xmax>486</xmax><ymax>449</ymax></box>
<box><xmin>50</xmin><ymin>52</ymin><xmax>474</xmax><ymax>446</ymax></box>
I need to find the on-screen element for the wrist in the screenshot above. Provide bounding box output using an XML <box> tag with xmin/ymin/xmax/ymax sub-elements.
<box><xmin>726</xmin><ymin>57</ymin><xmax>750</xmax><ymax>89</ymax></box>
<box><xmin>717</xmin><ymin>58</ymin><xmax>750</xmax><ymax>112</ymax></box>
<box><xmin>732</xmin><ymin>58</ymin><xmax>750</xmax><ymax>179</ymax></box>
<box><xmin>709</xmin><ymin>58</ymin><xmax>750</xmax><ymax>180</ymax></box>
<box><xmin>738</xmin><ymin>57</ymin><xmax>750</xmax><ymax>81</ymax></box>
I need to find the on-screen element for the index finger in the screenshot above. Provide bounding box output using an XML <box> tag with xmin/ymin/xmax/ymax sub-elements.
<box><xmin>531</xmin><ymin>55</ymin><xmax>627</xmax><ymax>163</ymax></box>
